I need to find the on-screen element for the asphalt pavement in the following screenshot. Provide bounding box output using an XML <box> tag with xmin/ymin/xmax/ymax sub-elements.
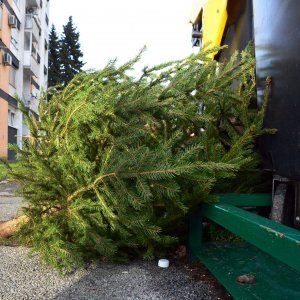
<box><xmin>0</xmin><ymin>180</ymin><xmax>23</xmax><ymax>222</ymax></box>
<box><xmin>0</xmin><ymin>180</ymin><xmax>219</xmax><ymax>300</ymax></box>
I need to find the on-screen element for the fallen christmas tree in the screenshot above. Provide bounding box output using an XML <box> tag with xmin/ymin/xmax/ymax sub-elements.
<box><xmin>1</xmin><ymin>46</ymin><xmax>272</xmax><ymax>270</ymax></box>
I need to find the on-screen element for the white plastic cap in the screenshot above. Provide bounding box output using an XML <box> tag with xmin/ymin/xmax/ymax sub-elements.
<box><xmin>158</xmin><ymin>259</ymin><xmax>169</xmax><ymax>268</ymax></box>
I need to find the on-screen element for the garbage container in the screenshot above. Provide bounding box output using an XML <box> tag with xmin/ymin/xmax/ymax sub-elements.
<box><xmin>190</xmin><ymin>0</ymin><xmax>300</xmax><ymax>225</ymax></box>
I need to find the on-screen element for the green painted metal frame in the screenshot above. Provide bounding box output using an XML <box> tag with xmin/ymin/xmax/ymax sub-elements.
<box><xmin>189</xmin><ymin>193</ymin><xmax>272</xmax><ymax>260</ymax></box>
<box><xmin>202</xmin><ymin>202</ymin><xmax>300</xmax><ymax>272</ymax></box>
<box><xmin>189</xmin><ymin>193</ymin><xmax>300</xmax><ymax>298</ymax></box>
<box><xmin>197</xmin><ymin>242</ymin><xmax>300</xmax><ymax>300</ymax></box>
<box><xmin>216</xmin><ymin>193</ymin><xmax>272</xmax><ymax>207</ymax></box>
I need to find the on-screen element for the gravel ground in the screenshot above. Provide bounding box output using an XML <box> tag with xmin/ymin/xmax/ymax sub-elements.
<box><xmin>0</xmin><ymin>181</ymin><xmax>220</xmax><ymax>300</ymax></box>
<box><xmin>0</xmin><ymin>247</ymin><xmax>219</xmax><ymax>300</ymax></box>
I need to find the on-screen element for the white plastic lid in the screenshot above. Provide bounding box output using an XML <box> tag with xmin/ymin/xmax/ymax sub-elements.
<box><xmin>158</xmin><ymin>259</ymin><xmax>169</xmax><ymax>268</ymax></box>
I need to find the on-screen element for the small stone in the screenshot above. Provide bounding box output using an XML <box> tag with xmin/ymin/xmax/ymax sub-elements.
<box><xmin>236</xmin><ymin>274</ymin><xmax>256</xmax><ymax>284</ymax></box>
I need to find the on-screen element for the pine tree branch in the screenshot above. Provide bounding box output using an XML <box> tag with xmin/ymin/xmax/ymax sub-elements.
<box><xmin>61</xmin><ymin>102</ymin><xmax>87</xmax><ymax>137</ymax></box>
<box><xmin>67</xmin><ymin>173</ymin><xmax>116</xmax><ymax>202</ymax></box>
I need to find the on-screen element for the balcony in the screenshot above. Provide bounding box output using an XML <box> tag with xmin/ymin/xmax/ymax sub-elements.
<box><xmin>23</xmin><ymin>93</ymin><xmax>32</xmax><ymax>108</ymax></box>
<box><xmin>26</xmin><ymin>0</ymin><xmax>38</xmax><ymax>7</ymax></box>
<box><xmin>24</xmin><ymin>50</ymin><xmax>39</xmax><ymax>76</ymax></box>
<box><xmin>25</xmin><ymin>14</ymin><xmax>40</xmax><ymax>40</ymax></box>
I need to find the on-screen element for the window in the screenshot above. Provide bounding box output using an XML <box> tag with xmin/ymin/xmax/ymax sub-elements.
<box><xmin>11</xmin><ymin>28</ymin><xmax>19</xmax><ymax>49</ymax></box>
<box><xmin>9</xmin><ymin>67</ymin><xmax>17</xmax><ymax>87</ymax></box>
<box><xmin>24</xmin><ymin>32</ymin><xmax>31</xmax><ymax>51</ymax></box>
<box><xmin>8</xmin><ymin>110</ymin><xmax>15</xmax><ymax>127</ymax></box>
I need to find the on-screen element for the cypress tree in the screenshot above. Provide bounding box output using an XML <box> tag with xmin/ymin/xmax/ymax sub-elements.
<box><xmin>60</xmin><ymin>16</ymin><xmax>84</xmax><ymax>86</ymax></box>
<box><xmin>48</xmin><ymin>25</ymin><xmax>61</xmax><ymax>87</ymax></box>
<box><xmin>6</xmin><ymin>46</ymin><xmax>273</xmax><ymax>271</ymax></box>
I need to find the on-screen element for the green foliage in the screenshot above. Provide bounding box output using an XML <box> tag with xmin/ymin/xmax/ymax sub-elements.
<box><xmin>48</xmin><ymin>25</ymin><xmax>61</xmax><ymax>87</ymax></box>
<box><xmin>0</xmin><ymin>161</ymin><xmax>21</xmax><ymax>181</ymax></box>
<box><xmin>48</xmin><ymin>17</ymin><xmax>84</xmax><ymax>88</ymax></box>
<box><xmin>0</xmin><ymin>163</ymin><xmax>7</xmax><ymax>181</ymax></box>
<box><xmin>0</xmin><ymin>236</ymin><xmax>20</xmax><ymax>247</ymax></box>
<box><xmin>60</xmin><ymin>16</ymin><xmax>84</xmax><ymax>86</ymax></box>
<box><xmin>8</xmin><ymin>46</ymin><xmax>270</xmax><ymax>271</ymax></box>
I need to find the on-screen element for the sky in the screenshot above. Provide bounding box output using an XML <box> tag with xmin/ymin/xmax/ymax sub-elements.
<box><xmin>50</xmin><ymin>0</ymin><xmax>197</xmax><ymax>73</ymax></box>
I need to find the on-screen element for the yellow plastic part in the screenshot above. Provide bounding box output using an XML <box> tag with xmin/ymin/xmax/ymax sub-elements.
<box><xmin>190</xmin><ymin>0</ymin><xmax>228</xmax><ymax>57</ymax></box>
<box><xmin>203</xmin><ymin>0</ymin><xmax>228</xmax><ymax>48</ymax></box>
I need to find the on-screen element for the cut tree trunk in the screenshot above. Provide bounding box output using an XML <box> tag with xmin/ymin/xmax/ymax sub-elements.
<box><xmin>0</xmin><ymin>215</ymin><xmax>27</xmax><ymax>238</ymax></box>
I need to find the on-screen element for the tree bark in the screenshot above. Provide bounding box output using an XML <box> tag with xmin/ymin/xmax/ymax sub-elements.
<box><xmin>0</xmin><ymin>215</ymin><xmax>27</xmax><ymax>238</ymax></box>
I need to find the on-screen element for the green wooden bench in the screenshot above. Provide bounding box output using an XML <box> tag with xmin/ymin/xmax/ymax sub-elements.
<box><xmin>189</xmin><ymin>194</ymin><xmax>300</xmax><ymax>299</ymax></box>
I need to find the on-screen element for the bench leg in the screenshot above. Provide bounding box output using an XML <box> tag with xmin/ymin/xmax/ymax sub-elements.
<box><xmin>188</xmin><ymin>208</ymin><xmax>203</xmax><ymax>263</ymax></box>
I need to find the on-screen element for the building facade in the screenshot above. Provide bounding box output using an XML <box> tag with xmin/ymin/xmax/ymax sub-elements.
<box><xmin>0</xmin><ymin>0</ymin><xmax>49</xmax><ymax>160</ymax></box>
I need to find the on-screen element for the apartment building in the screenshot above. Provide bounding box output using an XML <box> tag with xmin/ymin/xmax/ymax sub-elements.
<box><xmin>0</xmin><ymin>0</ymin><xmax>49</xmax><ymax>160</ymax></box>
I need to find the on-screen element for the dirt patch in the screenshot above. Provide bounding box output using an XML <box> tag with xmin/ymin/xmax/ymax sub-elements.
<box><xmin>169</xmin><ymin>245</ymin><xmax>232</xmax><ymax>299</ymax></box>
<box><xmin>188</xmin><ymin>261</ymin><xmax>232</xmax><ymax>300</ymax></box>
